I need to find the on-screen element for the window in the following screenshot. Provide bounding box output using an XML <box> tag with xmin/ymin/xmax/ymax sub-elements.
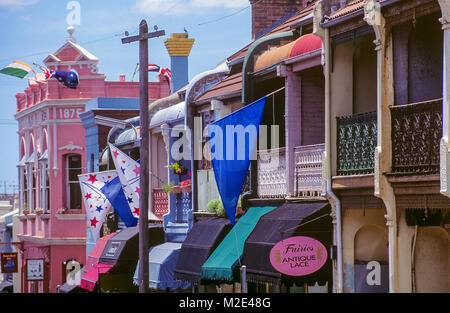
<box><xmin>25</xmin><ymin>164</ymin><xmax>35</xmax><ymax>212</ymax></box>
<box><xmin>65</xmin><ymin>154</ymin><xmax>82</xmax><ymax>210</ymax></box>
<box><xmin>18</xmin><ymin>166</ymin><xmax>27</xmax><ymax>213</ymax></box>
<box><xmin>39</xmin><ymin>160</ymin><xmax>50</xmax><ymax>213</ymax></box>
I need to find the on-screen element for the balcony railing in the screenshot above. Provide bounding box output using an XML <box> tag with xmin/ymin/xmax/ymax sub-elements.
<box><xmin>152</xmin><ymin>188</ymin><xmax>169</xmax><ymax>220</ymax></box>
<box><xmin>295</xmin><ymin>144</ymin><xmax>325</xmax><ymax>197</ymax></box>
<box><xmin>336</xmin><ymin>111</ymin><xmax>377</xmax><ymax>176</ymax></box>
<box><xmin>257</xmin><ymin>147</ymin><xmax>287</xmax><ymax>198</ymax></box>
<box><xmin>391</xmin><ymin>99</ymin><xmax>442</xmax><ymax>174</ymax></box>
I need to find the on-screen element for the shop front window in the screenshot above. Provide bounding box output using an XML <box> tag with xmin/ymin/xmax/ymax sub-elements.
<box><xmin>65</xmin><ymin>154</ymin><xmax>82</xmax><ymax>210</ymax></box>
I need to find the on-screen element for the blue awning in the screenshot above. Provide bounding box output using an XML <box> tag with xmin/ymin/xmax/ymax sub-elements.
<box><xmin>133</xmin><ymin>242</ymin><xmax>192</xmax><ymax>291</ymax></box>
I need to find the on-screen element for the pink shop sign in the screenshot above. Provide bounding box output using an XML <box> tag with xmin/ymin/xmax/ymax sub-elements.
<box><xmin>270</xmin><ymin>236</ymin><xmax>327</xmax><ymax>276</ymax></box>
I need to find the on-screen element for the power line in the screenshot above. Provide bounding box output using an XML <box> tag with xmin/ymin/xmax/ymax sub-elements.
<box><xmin>0</xmin><ymin>2</ymin><xmax>252</xmax><ymax>66</ymax></box>
<box><xmin>197</xmin><ymin>3</ymin><xmax>252</xmax><ymax>26</ymax></box>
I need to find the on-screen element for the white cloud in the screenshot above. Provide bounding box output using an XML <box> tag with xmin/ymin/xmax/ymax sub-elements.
<box><xmin>132</xmin><ymin>0</ymin><xmax>249</xmax><ymax>16</ymax></box>
<box><xmin>0</xmin><ymin>0</ymin><xmax>38</xmax><ymax>8</ymax></box>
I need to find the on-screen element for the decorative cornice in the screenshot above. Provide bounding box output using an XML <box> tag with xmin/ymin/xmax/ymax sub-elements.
<box><xmin>438</xmin><ymin>0</ymin><xmax>450</xmax><ymax>29</ymax></box>
<box><xmin>58</xmin><ymin>141</ymin><xmax>83</xmax><ymax>151</ymax></box>
<box><xmin>313</xmin><ymin>1</ymin><xmax>326</xmax><ymax>40</ymax></box>
<box><xmin>164</xmin><ymin>33</ymin><xmax>195</xmax><ymax>57</ymax></box>
<box><xmin>17</xmin><ymin>234</ymin><xmax>86</xmax><ymax>245</ymax></box>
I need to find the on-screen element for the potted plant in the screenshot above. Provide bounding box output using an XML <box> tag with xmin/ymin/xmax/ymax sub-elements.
<box><xmin>162</xmin><ymin>182</ymin><xmax>175</xmax><ymax>194</ymax></box>
<box><xmin>180</xmin><ymin>178</ymin><xmax>192</xmax><ymax>193</ymax></box>
<box><xmin>35</xmin><ymin>207</ymin><xmax>44</xmax><ymax>215</ymax></box>
<box><xmin>23</xmin><ymin>207</ymin><xmax>29</xmax><ymax>215</ymax></box>
<box><xmin>56</xmin><ymin>207</ymin><xmax>68</xmax><ymax>214</ymax></box>
<box><xmin>167</xmin><ymin>162</ymin><xmax>188</xmax><ymax>176</ymax></box>
<box><xmin>206</xmin><ymin>199</ymin><xmax>226</xmax><ymax>218</ymax></box>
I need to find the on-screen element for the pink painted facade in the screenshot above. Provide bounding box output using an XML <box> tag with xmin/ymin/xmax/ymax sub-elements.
<box><xmin>14</xmin><ymin>32</ymin><xmax>170</xmax><ymax>293</ymax></box>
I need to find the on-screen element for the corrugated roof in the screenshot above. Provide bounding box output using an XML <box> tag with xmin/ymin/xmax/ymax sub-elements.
<box><xmin>227</xmin><ymin>1</ymin><xmax>318</xmax><ymax>63</ymax></box>
<box><xmin>195</xmin><ymin>2</ymin><xmax>319</xmax><ymax>103</ymax></box>
<box><xmin>328</xmin><ymin>0</ymin><xmax>365</xmax><ymax>20</ymax></box>
<box><xmin>195</xmin><ymin>72</ymin><xmax>242</xmax><ymax>103</ymax></box>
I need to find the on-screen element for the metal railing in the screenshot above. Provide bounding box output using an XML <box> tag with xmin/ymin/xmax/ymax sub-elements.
<box><xmin>336</xmin><ymin>111</ymin><xmax>377</xmax><ymax>175</ymax></box>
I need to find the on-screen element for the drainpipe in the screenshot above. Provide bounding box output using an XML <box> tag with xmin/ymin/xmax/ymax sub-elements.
<box><xmin>242</xmin><ymin>30</ymin><xmax>297</xmax><ymax>105</ymax></box>
<box><xmin>326</xmin><ymin>178</ymin><xmax>343</xmax><ymax>293</ymax></box>
<box><xmin>184</xmin><ymin>62</ymin><xmax>230</xmax><ymax>216</ymax></box>
<box><xmin>314</xmin><ymin>2</ymin><xmax>344</xmax><ymax>292</ymax></box>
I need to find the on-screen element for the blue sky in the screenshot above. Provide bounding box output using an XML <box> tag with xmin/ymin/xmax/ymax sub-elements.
<box><xmin>0</xmin><ymin>0</ymin><xmax>251</xmax><ymax>193</ymax></box>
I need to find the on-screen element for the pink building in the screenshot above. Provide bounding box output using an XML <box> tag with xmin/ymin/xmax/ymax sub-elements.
<box><xmin>14</xmin><ymin>28</ymin><xmax>170</xmax><ymax>293</ymax></box>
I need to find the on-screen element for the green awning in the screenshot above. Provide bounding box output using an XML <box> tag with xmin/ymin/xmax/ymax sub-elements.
<box><xmin>201</xmin><ymin>206</ymin><xmax>277</xmax><ymax>282</ymax></box>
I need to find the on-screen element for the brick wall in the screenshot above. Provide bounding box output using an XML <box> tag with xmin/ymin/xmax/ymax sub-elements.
<box><xmin>301</xmin><ymin>66</ymin><xmax>325</xmax><ymax>146</ymax></box>
<box><xmin>250</xmin><ymin>0</ymin><xmax>307</xmax><ymax>39</ymax></box>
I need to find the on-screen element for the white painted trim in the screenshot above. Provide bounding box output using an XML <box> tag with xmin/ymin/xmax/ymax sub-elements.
<box><xmin>15</xmin><ymin>99</ymin><xmax>91</xmax><ymax>119</ymax></box>
<box><xmin>55</xmin><ymin>213</ymin><xmax>86</xmax><ymax>220</ymax></box>
<box><xmin>17</xmin><ymin>234</ymin><xmax>86</xmax><ymax>245</ymax></box>
<box><xmin>58</xmin><ymin>142</ymin><xmax>83</xmax><ymax>151</ymax></box>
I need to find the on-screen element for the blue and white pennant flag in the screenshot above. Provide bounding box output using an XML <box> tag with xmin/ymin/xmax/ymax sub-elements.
<box><xmin>108</xmin><ymin>143</ymin><xmax>160</xmax><ymax>221</ymax></box>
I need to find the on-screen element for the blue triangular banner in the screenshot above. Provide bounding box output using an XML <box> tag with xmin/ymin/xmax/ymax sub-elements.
<box><xmin>209</xmin><ymin>96</ymin><xmax>267</xmax><ymax>225</ymax></box>
<box><xmin>101</xmin><ymin>176</ymin><xmax>138</xmax><ymax>227</ymax></box>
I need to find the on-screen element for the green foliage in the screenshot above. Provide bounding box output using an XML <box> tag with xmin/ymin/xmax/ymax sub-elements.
<box><xmin>215</xmin><ymin>202</ymin><xmax>226</xmax><ymax>217</ymax></box>
<box><xmin>207</xmin><ymin>199</ymin><xmax>221</xmax><ymax>213</ymax></box>
<box><xmin>206</xmin><ymin>197</ymin><xmax>241</xmax><ymax>218</ymax></box>
<box><xmin>162</xmin><ymin>182</ymin><xmax>175</xmax><ymax>193</ymax></box>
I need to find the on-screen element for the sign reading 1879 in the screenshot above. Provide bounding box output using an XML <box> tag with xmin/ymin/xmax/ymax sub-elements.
<box><xmin>58</xmin><ymin>107</ymin><xmax>84</xmax><ymax>120</ymax></box>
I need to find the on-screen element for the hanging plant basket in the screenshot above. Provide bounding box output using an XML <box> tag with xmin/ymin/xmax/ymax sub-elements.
<box><xmin>172</xmin><ymin>167</ymin><xmax>188</xmax><ymax>176</ymax></box>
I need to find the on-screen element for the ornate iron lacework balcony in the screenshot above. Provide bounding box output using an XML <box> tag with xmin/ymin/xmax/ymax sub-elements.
<box><xmin>294</xmin><ymin>144</ymin><xmax>325</xmax><ymax>197</ymax></box>
<box><xmin>152</xmin><ymin>188</ymin><xmax>169</xmax><ymax>220</ymax></box>
<box><xmin>257</xmin><ymin>147</ymin><xmax>287</xmax><ymax>198</ymax></box>
<box><xmin>336</xmin><ymin>111</ymin><xmax>377</xmax><ymax>176</ymax></box>
<box><xmin>391</xmin><ymin>98</ymin><xmax>442</xmax><ymax>174</ymax></box>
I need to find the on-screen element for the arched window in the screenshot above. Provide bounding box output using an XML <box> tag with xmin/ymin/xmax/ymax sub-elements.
<box><xmin>354</xmin><ymin>225</ymin><xmax>388</xmax><ymax>263</ymax></box>
<box><xmin>39</xmin><ymin>132</ymin><xmax>50</xmax><ymax>213</ymax></box>
<box><xmin>353</xmin><ymin>225</ymin><xmax>389</xmax><ymax>293</ymax></box>
<box><xmin>414</xmin><ymin>227</ymin><xmax>449</xmax><ymax>293</ymax></box>
<box><xmin>18</xmin><ymin>136</ymin><xmax>27</xmax><ymax>213</ymax></box>
<box><xmin>25</xmin><ymin>133</ymin><xmax>37</xmax><ymax>212</ymax></box>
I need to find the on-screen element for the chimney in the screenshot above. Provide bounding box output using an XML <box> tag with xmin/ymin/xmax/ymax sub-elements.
<box><xmin>250</xmin><ymin>0</ymin><xmax>306</xmax><ymax>40</ymax></box>
<box><xmin>163</xmin><ymin>33</ymin><xmax>195</xmax><ymax>94</ymax></box>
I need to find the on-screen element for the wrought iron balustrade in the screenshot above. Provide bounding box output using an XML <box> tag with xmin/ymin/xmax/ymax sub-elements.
<box><xmin>336</xmin><ymin>111</ymin><xmax>377</xmax><ymax>175</ymax></box>
<box><xmin>294</xmin><ymin>144</ymin><xmax>325</xmax><ymax>197</ymax></box>
<box><xmin>257</xmin><ymin>147</ymin><xmax>287</xmax><ymax>198</ymax></box>
<box><xmin>152</xmin><ymin>188</ymin><xmax>169</xmax><ymax>220</ymax></box>
<box><xmin>391</xmin><ymin>98</ymin><xmax>442</xmax><ymax>174</ymax></box>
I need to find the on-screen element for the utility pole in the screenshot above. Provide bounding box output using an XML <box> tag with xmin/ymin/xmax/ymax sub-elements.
<box><xmin>121</xmin><ymin>20</ymin><xmax>165</xmax><ymax>294</ymax></box>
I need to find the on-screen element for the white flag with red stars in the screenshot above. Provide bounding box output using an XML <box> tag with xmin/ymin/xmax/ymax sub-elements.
<box><xmin>78</xmin><ymin>170</ymin><xmax>117</xmax><ymax>242</ymax></box>
<box><xmin>108</xmin><ymin>143</ymin><xmax>160</xmax><ymax>221</ymax></box>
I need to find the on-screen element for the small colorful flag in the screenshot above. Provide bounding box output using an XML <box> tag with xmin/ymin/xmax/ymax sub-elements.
<box><xmin>148</xmin><ymin>64</ymin><xmax>160</xmax><ymax>72</ymax></box>
<box><xmin>0</xmin><ymin>61</ymin><xmax>36</xmax><ymax>79</ymax></box>
<box><xmin>160</xmin><ymin>67</ymin><xmax>172</xmax><ymax>85</ymax></box>
<box><xmin>108</xmin><ymin>143</ymin><xmax>160</xmax><ymax>221</ymax></box>
<box><xmin>79</xmin><ymin>171</ymin><xmax>116</xmax><ymax>242</ymax></box>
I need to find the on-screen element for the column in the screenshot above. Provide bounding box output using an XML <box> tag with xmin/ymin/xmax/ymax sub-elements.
<box><xmin>439</xmin><ymin>0</ymin><xmax>450</xmax><ymax>197</ymax></box>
